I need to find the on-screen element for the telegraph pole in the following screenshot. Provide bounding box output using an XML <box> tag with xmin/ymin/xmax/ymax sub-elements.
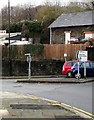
<box><xmin>8</xmin><ymin>0</ymin><xmax>10</xmax><ymax>45</ymax></box>
<box><xmin>8</xmin><ymin>0</ymin><xmax>12</xmax><ymax>76</ymax></box>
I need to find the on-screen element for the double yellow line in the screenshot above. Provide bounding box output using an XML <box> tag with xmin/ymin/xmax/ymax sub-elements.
<box><xmin>61</xmin><ymin>102</ymin><xmax>94</xmax><ymax>119</ymax></box>
<box><xmin>40</xmin><ymin>97</ymin><xmax>94</xmax><ymax>119</ymax></box>
<box><xmin>6</xmin><ymin>91</ymin><xmax>94</xmax><ymax>119</ymax></box>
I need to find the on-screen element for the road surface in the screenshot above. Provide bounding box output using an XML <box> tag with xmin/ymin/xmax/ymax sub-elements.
<box><xmin>0</xmin><ymin>79</ymin><xmax>93</xmax><ymax>114</ymax></box>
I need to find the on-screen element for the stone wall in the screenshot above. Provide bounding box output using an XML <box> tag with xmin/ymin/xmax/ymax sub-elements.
<box><xmin>2</xmin><ymin>60</ymin><xmax>64</xmax><ymax>76</ymax></box>
<box><xmin>51</xmin><ymin>25</ymin><xmax>94</xmax><ymax>44</ymax></box>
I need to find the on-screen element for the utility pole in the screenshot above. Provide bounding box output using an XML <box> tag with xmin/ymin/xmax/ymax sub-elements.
<box><xmin>8</xmin><ymin>0</ymin><xmax>11</xmax><ymax>76</ymax></box>
<box><xmin>8</xmin><ymin>0</ymin><xmax>10</xmax><ymax>45</ymax></box>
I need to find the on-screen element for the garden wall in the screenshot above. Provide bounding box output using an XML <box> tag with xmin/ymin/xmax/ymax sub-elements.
<box><xmin>2</xmin><ymin>60</ymin><xmax>64</xmax><ymax>76</ymax></box>
<box><xmin>2</xmin><ymin>44</ymin><xmax>87</xmax><ymax>76</ymax></box>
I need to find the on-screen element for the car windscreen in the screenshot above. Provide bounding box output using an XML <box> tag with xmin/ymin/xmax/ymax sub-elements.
<box><xmin>80</xmin><ymin>62</ymin><xmax>90</xmax><ymax>67</ymax></box>
<box><xmin>90</xmin><ymin>62</ymin><xmax>94</xmax><ymax>67</ymax></box>
<box><xmin>66</xmin><ymin>62</ymin><xmax>77</xmax><ymax>66</ymax></box>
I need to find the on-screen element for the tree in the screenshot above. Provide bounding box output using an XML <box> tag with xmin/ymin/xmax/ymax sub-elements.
<box><xmin>0</xmin><ymin>1</ymin><xmax>91</xmax><ymax>44</ymax></box>
<box><xmin>21</xmin><ymin>21</ymin><xmax>42</xmax><ymax>43</ymax></box>
<box><xmin>79</xmin><ymin>1</ymin><xmax>94</xmax><ymax>10</ymax></box>
<box><xmin>35</xmin><ymin>2</ymin><xmax>62</xmax><ymax>25</ymax></box>
<box><xmin>63</xmin><ymin>2</ymin><xmax>86</xmax><ymax>13</ymax></box>
<box><xmin>1</xmin><ymin>6</ymin><xmax>8</xmax><ymax>28</ymax></box>
<box><xmin>34</xmin><ymin>1</ymin><xmax>63</xmax><ymax>43</ymax></box>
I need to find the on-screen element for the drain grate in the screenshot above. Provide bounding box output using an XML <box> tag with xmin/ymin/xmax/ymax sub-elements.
<box><xmin>10</xmin><ymin>104</ymin><xmax>63</xmax><ymax>109</ymax></box>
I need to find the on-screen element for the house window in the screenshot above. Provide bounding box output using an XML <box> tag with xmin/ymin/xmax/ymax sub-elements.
<box><xmin>64</xmin><ymin>31</ymin><xmax>71</xmax><ymax>44</ymax></box>
<box><xmin>84</xmin><ymin>31</ymin><xmax>94</xmax><ymax>38</ymax></box>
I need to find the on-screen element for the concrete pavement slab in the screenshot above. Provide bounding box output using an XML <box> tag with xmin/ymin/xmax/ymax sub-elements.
<box><xmin>0</xmin><ymin>91</ymin><xmax>86</xmax><ymax>119</ymax></box>
<box><xmin>0</xmin><ymin>110</ymin><xmax>9</xmax><ymax>117</ymax></box>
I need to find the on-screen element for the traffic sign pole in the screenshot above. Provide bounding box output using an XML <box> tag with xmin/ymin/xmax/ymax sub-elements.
<box><xmin>84</xmin><ymin>62</ymin><xmax>86</xmax><ymax>78</ymax></box>
<box><xmin>28</xmin><ymin>57</ymin><xmax>31</xmax><ymax>80</ymax></box>
<box><xmin>76</xmin><ymin>50</ymin><xmax>88</xmax><ymax>79</ymax></box>
<box><xmin>78</xmin><ymin>61</ymin><xmax>80</xmax><ymax>80</ymax></box>
<box><xmin>25</xmin><ymin>53</ymin><xmax>32</xmax><ymax>80</ymax></box>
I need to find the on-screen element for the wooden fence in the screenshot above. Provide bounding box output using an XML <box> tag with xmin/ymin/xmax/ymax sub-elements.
<box><xmin>2</xmin><ymin>44</ymin><xmax>87</xmax><ymax>61</ymax></box>
<box><xmin>44</xmin><ymin>44</ymin><xmax>87</xmax><ymax>60</ymax></box>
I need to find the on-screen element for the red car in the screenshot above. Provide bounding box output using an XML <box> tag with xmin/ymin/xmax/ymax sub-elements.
<box><xmin>62</xmin><ymin>60</ymin><xmax>78</xmax><ymax>77</ymax></box>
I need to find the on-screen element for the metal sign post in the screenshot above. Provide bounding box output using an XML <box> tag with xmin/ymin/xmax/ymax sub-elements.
<box><xmin>25</xmin><ymin>53</ymin><xmax>32</xmax><ymax>80</ymax></box>
<box><xmin>76</xmin><ymin>50</ymin><xmax>88</xmax><ymax>79</ymax></box>
<box><xmin>78</xmin><ymin>61</ymin><xmax>80</xmax><ymax>80</ymax></box>
<box><xmin>84</xmin><ymin>61</ymin><xmax>86</xmax><ymax>78</ymax></box>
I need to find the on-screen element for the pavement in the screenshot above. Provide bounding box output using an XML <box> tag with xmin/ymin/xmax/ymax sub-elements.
<box><xmin>0</xmin><ymin>75</ymin><xmax>94</xmax><ymax>119</ymax></box>
<box><xmin>0</xmin><ymin>91</ymin><xmax>91</xmax><ymax>119</ymax></box>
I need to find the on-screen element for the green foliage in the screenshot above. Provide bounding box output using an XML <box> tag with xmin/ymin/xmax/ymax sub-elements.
<box><xmin>7</xmin><ymin>23</ymin><xmax>22</xmax><ymax>33</ymax></box>
<box><xmin>35</xmin><ymin>5</ymin><xmax>62</xmax><ymax>27</ymax></box>
<box><xmin>3</xmin><ymin>44</ymin><xmax>44</xmax><ymax>61</ymax></box>
<box><xmin>1</xmin><ymin>2</ymin><xmax>89</xmax><ymax>43</ymax></box>
<box><xmin>21</xmin><ymin>21</ymin><xmax>42</xmax><ymax>39</ymax></box>
<box><xmin>25</xmin><ymin>21</ymin><xmax>42</xmax><ymax>33</ymax></box>
<box><xmin>24</xmin><ymin>44</ymin><xmax>44</xmax><ymax>57</ymax></box>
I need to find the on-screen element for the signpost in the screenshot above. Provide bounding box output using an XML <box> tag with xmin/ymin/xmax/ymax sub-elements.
<box><xmin>76</xmin><ymin>50</ymin><xmax>88</xmax><ymax>79</ymax></box>
<box><xmin>25</xmin><ymin>53</ymin><xmax>32</xmax><ymax>80</ymax></box>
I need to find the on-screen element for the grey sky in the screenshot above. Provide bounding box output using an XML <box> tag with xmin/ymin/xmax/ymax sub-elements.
<box><xmin>0</xmin><ymin>0</ymin><xmax>93</xmax><ymax>9</ymax></box>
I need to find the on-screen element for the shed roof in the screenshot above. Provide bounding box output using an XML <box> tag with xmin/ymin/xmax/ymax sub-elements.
<box><xmin>49</xmin><ymin>10</ymin><xmax>94</xmax><ymax>28</ymax></box>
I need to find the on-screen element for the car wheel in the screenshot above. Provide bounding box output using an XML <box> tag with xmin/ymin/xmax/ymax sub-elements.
<box><xmin>74</xmin><ymin>72</ymin><xmax>81</xmax><ymax>79</ymax></box>
<box><xmin>67</xmin><ymin>72</ymin><xmax>72</xmax><ymax>78</ymax></box>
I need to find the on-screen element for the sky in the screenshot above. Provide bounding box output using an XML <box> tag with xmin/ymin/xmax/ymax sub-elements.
<box><xmin>0</xmin><ymin>0</ymin><xmax>92</xmax><ymax>9</ymax></box>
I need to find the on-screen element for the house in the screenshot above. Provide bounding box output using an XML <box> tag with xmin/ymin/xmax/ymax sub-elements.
<box><xmin>48</xmin><ymin>10</ymin><xmax>94</xmax><ymax>44</ymax></box>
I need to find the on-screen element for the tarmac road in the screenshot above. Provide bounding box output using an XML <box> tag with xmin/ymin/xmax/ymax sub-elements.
<box><xmin>1</xmin><ymin>79</ymin><xmax>93</xmax><ymax>115</ymax></box>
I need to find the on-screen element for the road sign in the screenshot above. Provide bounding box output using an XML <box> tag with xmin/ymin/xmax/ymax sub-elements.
<box><xmin>76</xmin><ymin>51</ymin><xmax>88</xmax><ymax>62</ymax></box>
<box><xmin>27</xmin><ymin>56</ymin><xmax>32</xmax><ymax>62</ymax></box>
<box><xmin>76</xmin><ymin>50</ymin><xmax>88</xmax><ymax>79</ymax></box>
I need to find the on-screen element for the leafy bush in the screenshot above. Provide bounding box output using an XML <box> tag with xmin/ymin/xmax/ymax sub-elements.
<box><xmin>22</xmin><ymin>21</ymin><xmax>42</xmax><ymax>38</ymax></box>
<box><xmin>24</xmin><ymin>44</ymin><xmax>44</xmax><ymax>57</ymax></box>
<box><xmin>7</xmin><ymin>23</ymin><xmax>22</xmax><ymax>33</ymax></box>
<box><xmin>25</xmin><ymin>21</ymin><xmax>42</xmax><ymax>33</ymax></box>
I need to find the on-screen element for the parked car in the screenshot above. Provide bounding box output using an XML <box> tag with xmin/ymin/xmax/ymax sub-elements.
<box><xmin>62</xmin><ymin>60</ymin><xmax>78</xmax><ymax>77</ymax></box>
<box><xmin>71</xmin><ymin>61</ymin><xmax>94</xmax><ymax>78</ymax></box>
